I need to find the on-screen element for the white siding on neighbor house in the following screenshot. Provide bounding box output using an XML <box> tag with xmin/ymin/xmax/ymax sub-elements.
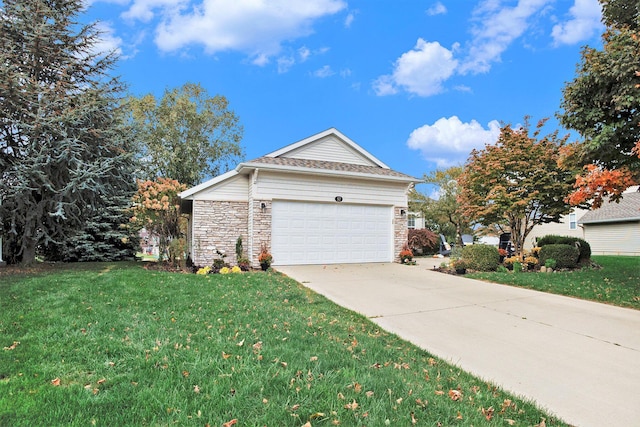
<box><xmin>255</xmin><ymin>171</ymin><xmax>408</xmax><ymax>206</ymax></box>
<box><xmin>192</xmin><ymin>174</ymin><xmax>249</xmax><ymax>201</ymax></box>
<box><xmin>281</xmin><ymin>136</ymin><xmax>378</xmax><ymax>166</ymax></box>
<box><xmin>526</xmin><ymin>208</ymin><xmax>588</xmax><ymax>249</ymax></box>
<box><xmin>583</xmin><ymin>221</ymin><xmax>640</xmax><ymax>256</ymax></box>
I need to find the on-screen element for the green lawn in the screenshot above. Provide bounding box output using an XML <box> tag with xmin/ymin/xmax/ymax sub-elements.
<box><xmin>467</xmin><ymin>256</ymin><xmax>640</xmax><ymax>309</ymax></box>
<box><xmin>0</xmin><ymin>263</ymin><xmax>564</xmax><ymax>426</ymax></box>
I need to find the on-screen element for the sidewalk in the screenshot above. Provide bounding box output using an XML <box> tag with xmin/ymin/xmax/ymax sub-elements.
<box><xmin>276</xmin><ymin>260</ymin><xmax>640</xmax><ymax>427</ymax></box>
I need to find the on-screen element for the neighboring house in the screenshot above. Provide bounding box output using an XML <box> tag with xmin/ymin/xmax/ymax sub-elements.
<box><xmin>139</xmin><ymin>228</ymin><xmax>160</xmax><ymax>257</ymax></box>
<box><xmin>526</xmin><ymin>207</ymin><xmax>589</xmax><ymax>249</ymax></box>
<box><xmin>578</xmin><ymin>187</ymin><xmax>640</xmax><ymax>256</ymax></box>
<box><xmin>407</xmin><ymin>212</ymin><xmax>425</xmax><ymax>230</ymax></box>
<box><xmin>179</xmin><ymin>128</ymin><xmax>420</xmax><ymax>267</ymax></box>
<box><xmin>526</xmin><ymin>186</ymin><xmax>640</xmax><ymax>256</ymax></box>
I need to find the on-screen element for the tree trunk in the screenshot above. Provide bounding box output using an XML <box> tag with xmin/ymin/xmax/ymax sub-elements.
<box><xmin>21</xmin><ymin>238</ymin><xmax>37</xmax><ymax>266</ymax></box>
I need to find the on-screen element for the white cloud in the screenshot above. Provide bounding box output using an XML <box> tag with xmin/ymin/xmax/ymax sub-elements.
<box><xmin>344</xmin><ymin>11</ymin><xmax>355</xmax><ymax>28</ymax></box>
<box><xmin>426</xmin><ymin>2</ymin><xmax>446</xmax><ymax>16</ymax></box>
<box><xmin>116</xmin><ymin>0</ymin><xmax>345</xmax><ymax>61</ymax></box>
<box><xmin>551</xmin><ymin>0</ymin><xmax>603</xmax><ymax>46</ymax></box>
<box><xmin>407</xmin><ymin>116</ymin><xmax>501</xmax><ymax>167</ymax></box>
<box><xmin>313</xmin><ymin>65</ymin><xmax>334</xmax><ymax>78</ymax></box>
<box><xmin>459</xmin><ymin>0</ymin><xmax>552</xmax><ymax>75</ymax></box>
<box><xmin>92</xmin><ymin>22</ymin><xmax>124</xmax><ymax>58</ymax></box>
<box><xmin>373</xmin><ymin>38</ymin><xmax>458</xmax><ymax>97</ymax></box>
<box><xmin>298</xmin><ymin>46</ymin><xmax>311</xmax><ymax>62</ymax></box>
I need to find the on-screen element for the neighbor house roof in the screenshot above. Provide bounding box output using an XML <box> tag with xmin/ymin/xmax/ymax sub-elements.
<box><xmin>578</xmin><ymin>190</ymin><xmax>640</xmax><ymax>224</ymax></box>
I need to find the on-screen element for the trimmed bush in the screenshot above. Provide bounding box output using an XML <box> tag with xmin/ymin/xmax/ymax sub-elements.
<box><xmin>536</xmin><ymin>235</ymin><xmax>591</xmax><ymax>263</ymax></box>
<box><xmin>539</xmin><ymin>244</ymin><xmax>579</xmax><ymax>269</ymax></box>
<box><xmin>461</xmin><ymin>244</ymin><xmax>500</xmax><ymax>271</ymax></box>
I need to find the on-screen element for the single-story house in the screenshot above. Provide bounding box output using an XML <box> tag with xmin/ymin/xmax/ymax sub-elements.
<box><xmin>179</xmin><ymin>128</ymin><xmax>420</xmax><ymax>267</ymax></box>
<box><xmin>526</xmin><ymin>186</ymin><xmax>640</xmax><ymax>256</ymax></box>
<box><xmin>578</xmin><ymin>187</ymin><xmax>640</xmax><ymax>256</ymax></box>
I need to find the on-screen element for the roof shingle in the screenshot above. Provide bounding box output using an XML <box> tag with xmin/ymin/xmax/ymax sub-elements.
<box><xmin>242</xmin><ymin>156</ymin><xmax>419</xmax><ymax>181</ymax></box>
<box><xmin>579</xmin><ymin>191</ymin><xmax>640</xmax><ymax>224</ymax></box>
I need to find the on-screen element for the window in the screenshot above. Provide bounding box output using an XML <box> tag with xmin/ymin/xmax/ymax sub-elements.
<box><xmin>569</xmin><ymin>213</ymin><xmax>577</xmax><ymax>230</ymax></box>
<box><xmin>408</xmin><ymin>215</ymin><xmax>416</xmax><ymax>229</ymax></box>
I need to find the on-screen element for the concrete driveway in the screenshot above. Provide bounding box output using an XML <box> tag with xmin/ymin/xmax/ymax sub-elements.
<box><xmin>276</xmin><ymin>259</ymin><xmax>640</xmax><ymax>427</ymax></box>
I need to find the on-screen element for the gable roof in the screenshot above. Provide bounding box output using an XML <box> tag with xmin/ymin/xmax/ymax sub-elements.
<box><xmin>180</xmin><ymin>128</ymin><xmax>420</xmax><ymax>199</ymax></box>
<box><xmin>579</xmin><ymin>190</ymin><xmax>640</xmax><ymax>224</ymax></box>
<box><xmin>266</xmin><ymin>128</ymin><xmax>389</xmax><ymax>168</ymax></box>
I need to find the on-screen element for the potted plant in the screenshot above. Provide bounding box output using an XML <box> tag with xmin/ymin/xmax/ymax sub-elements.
<box><xmin>258</xmin><ymin>243</ymin><xmax>272</xmax><ymax>271</ymax></box>
<box><xmin>452</xmin><ymin>259</ymin><xmax>468</xmax><ymax>274</ymax></box>
<box><xmin>399</xmin><ymin>245</ymin><xmax>414</xmax><ymax>264</ymax></box>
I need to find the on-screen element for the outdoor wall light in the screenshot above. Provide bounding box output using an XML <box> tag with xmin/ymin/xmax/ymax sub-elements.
<box><xmin>335</xmin><ymin>196</ymin><xmax>343</xmax><ymax>202</ymax></box>
<box><xmin>260</xmin><ymin>202</ymin><xmax>267</xmax><ymax>213</ymax></box>
<box><xmin>400</xmin><ymin>209</ymin><xmax>406</xmax><ymax>217</ymax></box>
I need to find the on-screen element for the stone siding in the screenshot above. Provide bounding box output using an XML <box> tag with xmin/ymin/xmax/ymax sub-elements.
<box><xmin>394</xmin><ymin>206</ymin><xmax>409</xmax><ymax>262</ymax></box>
<box><xmin>191</xmin><ymin>200</ymin><xmax>249</xmax><ymax>267</ymax></box>
<box><xmin>251</xmin><ymin>200</ymin><xmax>272</xmax><ymax>267</ymax></box>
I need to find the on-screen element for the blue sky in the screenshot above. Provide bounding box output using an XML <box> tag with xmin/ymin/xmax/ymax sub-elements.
<box><xmin>84</xmin><ymin>0</ymin><xmax>604</xmax><ymax>189</ymax></box>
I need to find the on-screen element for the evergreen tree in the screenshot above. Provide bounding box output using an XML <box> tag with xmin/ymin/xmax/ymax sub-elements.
<box><xmin>0</xmin><ymin>0</ymin><xmax>134</xmax><ymax>265</ymax></box>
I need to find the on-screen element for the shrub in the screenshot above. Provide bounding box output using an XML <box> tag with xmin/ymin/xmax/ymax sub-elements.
<box><xmin>537</xmin><ymin>235</ymin><xmax>591</xmax><ymax>263</ymax></box>
<box><xmin>408</xmin><ymin>229</ymin><xmax>439</xmax><ymax>254</ymax></box>
<box><xmin>461</xmin><ymin>244</ymin><xmax>500</xmax><ymax>271</ymax></box>
<box><xmin>237</xmin><ymin>257</ymin><xmax>251</xmax><ymax>271</ymax></box>
<box><xmin>503</xmin><ymin>256</ymin><xmax>520</xmax><ymax>268</ymax></box>
<box><xmin>539</xmin><ymin>244</ymin><xmax>579</xmax><ymax>269</ymax></box>
<box><xmin>231</xmin><ymin>266</ymin><xmax>242</xmax><ymax>273</ymax></box>
<box><xmin>399</xmin><ymin>244</ymin><xmax>413</xmax><ymax>263</ymax></box>
<box><xmin>513</xmin><ymin>261</ymin><xmax>523</xmax><ymax>273</ymax></box>
<box><xmin>544</xmin><ymin>258</ymin><xmax>557</xmax><ymax>269</ymax></box>
<box><xmin>196</xmin><ymin>266</ymin><xmax>211</xmax><ymax>275</ymax></box>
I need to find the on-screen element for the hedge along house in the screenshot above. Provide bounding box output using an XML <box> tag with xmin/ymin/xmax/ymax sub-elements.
<box><xmin>179</xmin><ymin>128</ymin><xmax>420</xmax><ymax>267</ymax></box>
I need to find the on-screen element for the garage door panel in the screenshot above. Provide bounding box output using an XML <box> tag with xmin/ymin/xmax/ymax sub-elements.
<box><xmin>272</xmin><ymin>201</ymin><xmax>392</xmax><ymax>265</ymax></box>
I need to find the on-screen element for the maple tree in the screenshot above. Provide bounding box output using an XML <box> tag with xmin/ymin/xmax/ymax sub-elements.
<box><xmin>558</xmin><ymin>0</ymin><xmax>640</xmax><ymax>207</ymax></box>
<box><xmin>457</xmin><ymin>119</ymin><xmax>575</xmax><ymax>256</ymax></box>
<box><xmin>130</xmin><ymin>178</ymin><xmax>187</xmax><ymax>261</ymax></box>
<box><xmin>128</xmin><ymin>82</ymin><xmax>244</xmax><ymax>187</ymax></box>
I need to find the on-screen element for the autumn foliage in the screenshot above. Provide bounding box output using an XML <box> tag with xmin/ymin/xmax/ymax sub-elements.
<box><xmin>131</xmin><ymin>178</ymin><xmax>187</xmax><ymax>261</ymax></box>
<box><xmin>458</xmin><ymin>119</ymin><xmax>574</xmax><ymax>256</ymax></box>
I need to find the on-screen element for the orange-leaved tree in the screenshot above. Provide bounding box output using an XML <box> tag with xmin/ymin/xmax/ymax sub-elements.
<box><xmin>457</xmin><ymin>118</ymin><xmax>575</xmax><ymax>256</ymax></box>
<box><xmin>131</xmin><ymin>178</ymin><xmax>187</xmax><ymax>261</ymax></box>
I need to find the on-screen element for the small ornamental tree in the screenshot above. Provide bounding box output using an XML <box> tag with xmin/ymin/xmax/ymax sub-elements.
<box><xmin>458</xmin><ymin>118</ymin><xmax>575</xmax><ymax>256</ymax></box>
<box><xmin>130</xmin><ymin>178</ymin><xmax>187</xmax><ymax>262</ymax></box>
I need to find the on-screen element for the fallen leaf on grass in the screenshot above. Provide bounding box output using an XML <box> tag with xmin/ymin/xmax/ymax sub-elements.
<box><xmin>434</xmin><ymin>390</ymin><xmax>445</xmax><ymax>396</ymax></box>
<box><xmin>535</xmin><ymin>418</ymin><xmax>547</xmax><ymax>427</ymax></box>
<box><xmin>344</xmin><ymin>400</ymin><xmax>358</xmax><ymax>410</ymax></box>
<box><xmin>481</xmin><ymin>406</ymin><xmax>494</xmax><ymax>420</ymax></box>
<box><xmin>236</xmin><ymin>339</ymin><xmax>245</xmax><ymax>347</ymax></box>
<box><xmin>193</xmin><ymin>385</ymin><xmax>200</xmax><ymax>393</ymax></box>
<box><xmin>97</xmin><ymin>378</ymin><xmax>106</xmax><ymax>385</ymax></box>
<box><xmin>505</xmin><ymin>419</ymin><xmax>516</xmax><ymax>426</ymax></box>
<box><xmin>456</xmin><ymin>412</ymin><xmax>463</xmax><ymax>420</ymax></box>
<box><xmin>411</xmin><ymin>412</ymin><xmax>418</xmax><ymax>425</ymax></box>
<box><xmin>448</xmin><ymin>390</ymin><xmax>462</xmax><ymax>401</ymax></box>
<box><xmin>310</xmin><ymin>356</ymin><xmax>318</xmax><ymax>362</ymax></box>
<box><xmin>222</xmin><ymin>352</ymin><xmax>232</xmax><ymax>359</ymax></box>
<box><xmin>182</xmin><ymin>370</ymin><xmax>190</xmax><ymax>378</ymax></box>
<box><xmin>3</xmin><ymin>341</ymin><xmax>20</xmax><ymax>351</ymax></box>
<box><xmin>51</xmin><ymin>378</ymin><xmax>61</xmax><ymax>386</ymax></box>
<box><xmin>222</xmin><ymin>419</ymin><xmax>237</xmax><ymax>427</ymax></box>
<box><xmin>301</xmin><ymin>422</ymin><xmax>312</xmax><ymax>427</ymax></box>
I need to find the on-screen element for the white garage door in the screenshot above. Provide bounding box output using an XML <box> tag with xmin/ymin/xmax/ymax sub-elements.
<box><xmin>271</xmin><ymin>201</ymin><xmax>393</xmax><ymax>265</ymax></box>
